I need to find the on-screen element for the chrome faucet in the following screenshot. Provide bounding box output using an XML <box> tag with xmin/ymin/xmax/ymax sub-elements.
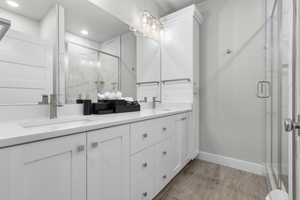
<box><xmin>152</xmin><ymin>97</ymin><xmax>161</xmax><ymax>109</ymax></box>
<box><xmin>139</xmin><ymin>97</ymin><xmax>148</xmax><ymax>103</ymax></box>
<box><xmin>50</xmin><ymin>94</ymin><xmax>57</xmax><ymax>119</ymax></box>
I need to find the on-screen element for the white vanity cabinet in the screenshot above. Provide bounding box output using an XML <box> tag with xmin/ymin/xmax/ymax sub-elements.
<box><xmin>87</xmin><ymin>125</ymin><xmax>130</xmax><ymax>200</ymax></box>
<box><xmin>130</xmin><ymin>113</ymin><xmax>192</xmax><ymax>200</ymax></box>
<box><xmin>0</xmin><ymin>111</ymin><xmax>192</xmax><ymax>200</ymax></box>
<box><xmin>173</xmin><ymin>113</ymin><xmax>190</xmax><ymax>174</ymax></box>
<box><xmin>161</xmin><ymin>5</ymin><xmax>203</xmax><ymax>103</ymax></box>
<box><xmin>160</xmin><ymin>5</ymin><xmax>202</xmax><ymax>162</ymax></box>
<box><xmin>0</xmin><ymin>134</ymin><xmax>86</xmax><ymax>200</ymax></box>
<box><xmin>137</xmin><ymin>36</ymin><xmax>161</xmax><ymax>83</ymax></box>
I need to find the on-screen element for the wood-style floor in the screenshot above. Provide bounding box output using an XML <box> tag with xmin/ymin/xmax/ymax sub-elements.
<box><xmin>154</xmin><ymin>160</ymin><xmax>268</xmax><ymax>200</ymax></box>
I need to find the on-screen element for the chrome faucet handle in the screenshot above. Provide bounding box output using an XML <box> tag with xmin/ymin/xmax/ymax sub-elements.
<box><xmin>152</xmin><ymin>97</ymin><xmax>161</xmax><ymax>109</ymax></box>
<box><xmin>152</xmin><ymin>97</ymin><xmax>161</xmax><ymax>103</ymax></box>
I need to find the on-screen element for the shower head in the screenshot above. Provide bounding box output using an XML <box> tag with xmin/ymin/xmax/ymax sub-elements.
<box><xmin>0</xmin><ymin>18</ymin><xmax>11</xmax><ymax>41</ymax></box>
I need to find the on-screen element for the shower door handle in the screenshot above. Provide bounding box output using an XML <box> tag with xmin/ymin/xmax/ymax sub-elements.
<box><xmin>256</xmin><ymin>81</ymin><xmax>271</xmax><ymax>98</ymax></box>
<box><xmin>284</xmin><ymin>116</ymin><xmax>300</xmax><ymax>134</ymax></box>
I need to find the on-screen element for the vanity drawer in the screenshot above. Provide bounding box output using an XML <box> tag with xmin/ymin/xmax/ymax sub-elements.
<box><xmin>155</xmin><ymin>138</ymin><xmax>174</xmax><ymax>192</ymax></box>
<box><xmin>157</xmin><ymin>116</ymin><xmax>175</xmax><ymax>141</ymax></box>
<box><xmin>130</xmin><ymin>119</ymin><xmax>160</xmax><ymax>154</ymax></box>
<box><xmin>131</xmin><ymin>147</ymin><xmax>156</xmax><ymax>200</ymax></box>
<box><xmin>130</xmin><ymin>117</ymin><xmax>175</xmax><ymax>154</ymax></box>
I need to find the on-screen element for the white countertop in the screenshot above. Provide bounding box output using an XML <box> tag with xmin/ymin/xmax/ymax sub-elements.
<box><xmin>0</xmin><ymin>106</ymin><xmax>191</xmax><ymax>148</ymax></box>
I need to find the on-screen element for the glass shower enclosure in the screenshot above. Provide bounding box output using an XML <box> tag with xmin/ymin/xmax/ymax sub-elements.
<box><xmin>265</xmin><ymin>0</ymin><xmax>294</xmax><ymax>197</ymax></box>
<box><xmin>65</xmin><ymin>42</ymin><xmax>120</xmax><ymax>104</ymax></box>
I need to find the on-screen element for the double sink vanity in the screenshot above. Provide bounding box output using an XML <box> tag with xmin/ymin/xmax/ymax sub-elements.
<box><xmin>0</xmin><ymin>106</ymin><xmax>197</xmax><ymax>200</ymax></box>
<box><xmin>0</xmin><ymin>0</ymin><xmax>200</xmax><ymax>199</ymax></box>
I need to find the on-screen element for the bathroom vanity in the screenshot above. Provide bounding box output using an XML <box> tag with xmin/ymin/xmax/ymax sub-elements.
<box><xmin>0</xmin><ymin>1</ymin><xmax>201</xmax><ymax>199</ymax></box>
<box><xmin>0</xmin><ymin>107</ymin><xmax>197</xmax><ymax>200</ymax></box>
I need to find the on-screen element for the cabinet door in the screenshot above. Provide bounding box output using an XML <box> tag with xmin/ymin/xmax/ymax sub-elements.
<box><xmin>156</xmin><ymin>139</ymin><xmax>173</xmax><ymax>192</ymax></box>
<box><xmin>172</xmin><ymin>113</ymin><xmax>190</xmax><ymax>175</ymax></box>
<box><xmin>161</xmin><ymin>16</ymin><xmax>194</xmax><ymax>103</ymax></box>
<box><xmin>131</xmin><ymin>146</ymin><xmax>156</xmax><ymax>200</ymax></box>
<box><xmin>7</xmin><ymin>134</ymin><xmax>86</xmax><ymax>200</ymax></box>
<box><xmin>136</xmin><ymin>36</ymin><xmax>161</xmax><ymax>101</ymax></box>
<box><xmin>137</xmin><ymin>36</ymin><xmax>161</xmax><ymax>82</ymax></box>
<box><xmin>187</xmin><ymin>112</ymin><xmax>198</xmax><ymax>159</ymax></box>
<box><xmin>161</xmin><ymin>16</ymin><xmax>193</xmax><ymax>80</ymax></box>
<box><xmin>87</xmin><ymin>125</ymin><xmax>130</xmax><ymax>200</ymax></box>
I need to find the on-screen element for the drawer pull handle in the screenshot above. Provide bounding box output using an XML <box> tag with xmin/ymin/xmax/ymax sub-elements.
<box><xmin>77</xmin><ymin>145</ymin><xmax>85</xmax><ymax>152</ymax></box>
<box><xmin>91</xmin><ymin>142</ymin><xmax>98</xmax><ymax>148</ymax></box>
<box><xmin>181</xmin><ymin>117</ymin><xmax>187</xmax><ymax>121</ymax></box>
<box><xmin>163</xmin><ymin>151</ymin><xmax>167</xmax><ymax>155</ymax></box>
<box><xmin>142</xmin><ymin>133</ymin><xmax>148</xmax><ymax>139</ymax></box>
<box><xmin>142</xmin><ymin>162</ymin><xmax>148</xmax><ymax>168</ymax></box>
<box><xmin>163</xmin><ymin>175</ymin><xmax>167</xmax><ymax>179</ymax></box>
<box><xmin>162</xmin><ymin>127</ymin><xmax>167</xmax><ymax>131</ymax></box>
<box><xmin>142</xmin><ymin>192</ymin><xmax>148</xmax><ymax>197</ymax></box>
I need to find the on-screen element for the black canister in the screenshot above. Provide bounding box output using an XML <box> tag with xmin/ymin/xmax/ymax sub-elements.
<box><xmin>83</xmin><ymin>100</ymin><xmax>92</xmax><ymax>115</ymax></box>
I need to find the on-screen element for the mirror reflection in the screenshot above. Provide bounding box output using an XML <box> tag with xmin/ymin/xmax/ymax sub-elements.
<box><xmin>0</xmin><ymin>0</ymin><xmax>161</xmax><ymax>109</ymax></box>
<box><xmin>62</xmin><ymin>0</ymin><xmax>137</xmax><ymax>104</ymax></box>
<box><xmin>0</xmin><ymin>0</ymin><xmax>57</xmax><ymax>105</ymax></box>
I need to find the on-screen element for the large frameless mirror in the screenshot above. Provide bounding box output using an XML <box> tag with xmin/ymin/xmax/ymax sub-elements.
<box><xmin>0</xmin><ymin>0</ymin><xmax>162</xmax><ymax>119</ymax></box>
<box><xmin>60</xmin><ymin>0</ymin><xmax>138</xmax><ymax>104</ymax></box>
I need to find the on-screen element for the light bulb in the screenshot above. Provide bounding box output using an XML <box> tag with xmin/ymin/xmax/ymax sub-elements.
<box><xmin>6</xmin><ymin>0</ymin><xmax>19</xmax><ymax>8</ymax></box>
<box><xmin>152</xmin><ymin>23</ymin><xmax>156</xmax><ymax>31</ymax></box>
<box><xmin>142</xmin><ymin>16</ymin><xmax>147</xmax><ymax>24</ymax></box>
<box><xmin>80</xmin><ymin>29</ymin><xmax>89</xmax><ymax>36</ymax></box>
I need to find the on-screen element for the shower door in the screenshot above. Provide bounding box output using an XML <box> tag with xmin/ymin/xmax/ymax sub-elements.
<box><xmin>266</xmin><ymin>0</ymin><xmax>297</xmax><ymax>198</ymax></box>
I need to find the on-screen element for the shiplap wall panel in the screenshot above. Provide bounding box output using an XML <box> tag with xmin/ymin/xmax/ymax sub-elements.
<box><xmin>0</xmin><ymin>88</ymin><xmax>45</xmax><ymax>105</ymax></box>
<box><xmin>0</xmin><ymin>35</ymin><xmax>47</xmax><ymax>67</ymax></box>
<box><xmin>0</xmin><ymin>62</ymin><xmax>47</xmax><ymax>83</ymax></box>
<box><xmin>0</xmin><ymin>30</ymin><xmax>52</xmax><ymax>105</ymax></box>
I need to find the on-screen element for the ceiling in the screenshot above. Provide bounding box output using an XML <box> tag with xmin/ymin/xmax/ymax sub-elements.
<box><xmin>153</xmin><ymin>0</ymin><xmax>206</xmax><ymax>16</ymax></box>
<box><xmin>0</xmin><ymin>0</ymin><xmax>129</xmax><ymax>42</ymax></box>
<box><xmin>0</xmin><ymin>0</ymin><xmax>206</xmax><ymax>42</ymax></box>
<box><xmin>0</xmin><ymin>0</ymin><xmax>57</xmax><ymax>20</ymax></box>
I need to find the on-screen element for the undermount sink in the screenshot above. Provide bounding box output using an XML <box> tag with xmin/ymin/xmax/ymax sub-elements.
<box><xmin>21</xmin><ymin>118</ymin><xmax>93</xmax><ymax>128</ymax></box>
<box><xmin>158</xmin><ymin>108</ymin><xmax>172</xmax><ymax>111</ymax></box>
<box><xmin>154</xmin><ymin>108</ymin><xmax>172</xmax><ymax>112</ymax></box>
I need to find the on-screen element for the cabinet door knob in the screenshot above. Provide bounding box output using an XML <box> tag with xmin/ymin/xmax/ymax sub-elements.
<box><xmin>142</xmin><ymin>162</ymin><xmax>148</xmax><ymax>168</ymax></box>
<box><xmin>91</xmin><ymin>142</ymin><xmax>98</xmax><ymax>148</ymax></box>
<box><xmin>181</xmin><ymin>117</ymin><xmax>187</xmax><ymax>121</ymax></box>
<box><xmin>77</xmin><ymin>145</ymin><xmax>85</xmax><ymax>152</ymax></box>
<box><xmin>163</xmin><ymin>175</ymin><xmax>167</xmax><ymax>179</ymax></box>
<box><xmin>142</xmin><ymin>192</ymin><xmax>148</xmax><ymax>197</ymax></box>
<box><xmin>142</xmin><ymin>133</ymin><xmax>148</xmax><ymax>139</ymax></box>
<box><xmin>162</xmin><ymin>127</ymin><xmax>167</xmax><ymax>131</ymax></box>
<box><xmin>163</xmin><ymin>151</ymin><xmax>167</xmax><ymax>155</ymax></box>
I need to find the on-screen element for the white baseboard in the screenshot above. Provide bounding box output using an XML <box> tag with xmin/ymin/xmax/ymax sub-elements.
<box><xmin>197</xmin><ymin>151</ymin><xmax>266</xmax><ymax>176</ymax></box>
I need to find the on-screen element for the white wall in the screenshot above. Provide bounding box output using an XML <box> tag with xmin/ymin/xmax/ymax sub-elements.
<box><xmin>197</xmin><ymin>0</ymin><xmax>266</xmax><ymax>165</ymax></box>
<box><xmin>0</xmin><ymin>8</ymin><xmax>40</xmax><ymax>38</ymax></box>
<box><xmin>88</xmin><ymin>0</ymin><xmax>162</xmax><ymax>31</ymax></box>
